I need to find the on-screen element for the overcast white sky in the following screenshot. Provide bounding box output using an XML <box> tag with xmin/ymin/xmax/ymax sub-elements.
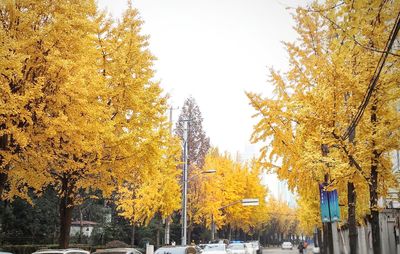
<box><xmin>97</xmin><ymin>0</ymin><xmax>311</xmax><ymax>200</ymax></box>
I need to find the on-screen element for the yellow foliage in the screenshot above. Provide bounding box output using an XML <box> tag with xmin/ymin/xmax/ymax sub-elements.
<box><xmin>247</xmin><ymin>0</ymin><xmax>400</xmax><ymax>230</ymax></box>
<box><xmin>191</xmin><ymin>148</ymin><xmax>269</xmax><ymax>233</ymax></box>
<box><xmin>0</xmin><ymin>0</ymin><xmax>181</xmax><ymax>226</ymax></box>
<box><xmin>265</xmin><ymin>197</ymin><xmax>300</xmax><ymax>236</ymax></box>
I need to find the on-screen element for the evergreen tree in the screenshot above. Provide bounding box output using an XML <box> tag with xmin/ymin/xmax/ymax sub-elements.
<box><xmin>175</xmin><ymin>97</ymin><xmax>210</xmax><ymax>170</ymax></box>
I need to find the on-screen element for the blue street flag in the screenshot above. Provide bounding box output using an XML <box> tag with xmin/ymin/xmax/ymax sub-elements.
<box><xmin>329</xmin><ymin>189</ymin><xmax>340</xmax><ymax>222</ymax></box>
<box><xmin>319</xmin><ymin>184</ymin><xmax>330</xmax><ymax>222</ymax></box>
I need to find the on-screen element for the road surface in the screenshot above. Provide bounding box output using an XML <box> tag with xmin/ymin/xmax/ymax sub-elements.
<box><xmin>262</xmin><ymin>247</ymin><xmax>313</xmax><ymax>254</ymax></box>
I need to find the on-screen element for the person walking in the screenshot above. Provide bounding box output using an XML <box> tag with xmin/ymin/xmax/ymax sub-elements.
<box><xmin>298</xmin><ymin>241</ymin><xmax>305</xmax><ymax>254</ymax></box>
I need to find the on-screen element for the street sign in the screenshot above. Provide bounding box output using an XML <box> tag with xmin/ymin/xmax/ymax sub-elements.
<box><xmin>241</xmin><ymin>198</ymin><xmax>259</xmax><ymax>206</ymax></box>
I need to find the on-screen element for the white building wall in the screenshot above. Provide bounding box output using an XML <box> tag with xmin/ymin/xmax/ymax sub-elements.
<box><xmin>70</xmin><ymin>225</ymin><xmax>94</xmax><ymax>237</ymax></box>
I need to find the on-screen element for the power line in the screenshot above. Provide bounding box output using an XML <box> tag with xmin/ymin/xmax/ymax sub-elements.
<box><xmin>342</xmin><ymin>10</ymin><xmax>400</xmax><ymax>140</ymax></box>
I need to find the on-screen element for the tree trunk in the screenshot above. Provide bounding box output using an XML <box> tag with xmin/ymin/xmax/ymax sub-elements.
<box><xmin>0</xmin><ymin>172</ymin><xmax>7</xmax><ymax>199</ymax></box>
<box><xmin>156</xmin><ymin>220</ymin><xmax>161</xmax><ymax>248</ymax></box>
<box><xmin>78</xmin><ymin>206</ymin><xmax>83</xmax><ymax>244</ymax></box>
<box><xmin>317</xmin><ymin>228</ymin><xmax>322</xmax><ymax>249</ymax></box>
<box><xmin>0</xmin><ymin>132</ymin><xmax>9</xmax><ymax>199</ymax></box>
<box><xmin>131</xmin><ymin>224</ymin><xmax>135</xmax><ymax>247</ymax></box>
<box><xmin>164</xmin><ymin>216</ymin><xmax>170</xmax><ymax>245</ymax></box>
<box><xmin>187</xmin><ymin>225</ymin><xmax>192</xmax><ymax>244</ymax></box>
<box><xmin>59</xmin><ymin>177</ymin><xmax>74</xmax><ymax>248</ymax></box>
<box><xmin>370</xmin><ymin>103</ymin><xmax>381</xmax><ymax>254</ymax></box>
<box><xmin>323</xmin><ymin>222</ymin><xmax>334</xmax><ymax>254</ymax></box>
<box><xmin>59</xmin><ymin>196</ymin><xmax>74</xmax><ymax>248</ymax></box>
<box><xmin>370</xmin><ymin>160</ymin><xmax>380</xmax><ymax>254</ymax></box>
<box><xmin>348</xmin><ymin>182</ymin><xmax>358</xmax><ymax>254</ymax></box>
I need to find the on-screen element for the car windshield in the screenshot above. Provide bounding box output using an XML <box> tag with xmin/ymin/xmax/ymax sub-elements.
<box><xmin>204</xmin><ymin>245</ymin><xmax>225</xmax><ymax>251</ymax></box>
<box><xmin>228</xmin><ymin>245</ymin><xmax>244</xmax><ymax>250</ymax></box>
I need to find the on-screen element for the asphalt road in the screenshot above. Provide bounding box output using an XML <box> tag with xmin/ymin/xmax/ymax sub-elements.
<box><xmin>262</xmin><ymin>247</ymin><xmax>312</xmax><ymax>254</ymax></box>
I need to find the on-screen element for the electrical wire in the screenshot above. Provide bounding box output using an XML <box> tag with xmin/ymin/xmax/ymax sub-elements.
<box><xmin>342</xmin><ymin>10</ymin><xmax>400</xmax><ymax>140</ymax></box>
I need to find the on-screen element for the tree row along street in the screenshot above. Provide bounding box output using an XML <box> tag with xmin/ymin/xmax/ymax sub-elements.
<box><xmin>1</xmin><ymin>1</ymin><xmax>400</xmax><ymax>254</ymax></box>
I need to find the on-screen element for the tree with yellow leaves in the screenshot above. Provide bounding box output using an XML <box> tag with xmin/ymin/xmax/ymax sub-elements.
<box><xmin>1</xmin><ymin>2</ymin><xmax>114</xmax><ymax>247</ymax></box>
<box><xmin>262</xmin><ymin>197</ymin><xmax>299</xmax><ymax>245</ymax></box>
<box><xmin>115</xmin><ymin>127</ymin><xmax>181</xmax><ymax>226</ymax></box>
<box><xmin>247</xmin><ymin>1</ymin><xmax>399</xmax><ymax>253</ymax></box>
<box><xmin>193</xmin><ymin>148</ymin><xmax>269</xmax><ymax>239</ymax></box>
<box><xmin>1</xmin><ymin>0</ymin><xmax>180</xmax><ymax>248</ymax></box>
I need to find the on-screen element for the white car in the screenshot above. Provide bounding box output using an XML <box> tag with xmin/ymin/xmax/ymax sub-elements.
<box><xmin>243</xmin><ymin>243</ymin><xmax>254</xmax><ymax>254</ymax></box>
<box><xmin>250</xmin><ymin>241</ymin><xmax>260</xmax><ymax>254</ymax></box>
<box><xmin>155</xmin><ymin>246</ymin><xmax>197</xmax><ymax>254</ymax></box>
<box><xmin>32</xmin><ymin>249</ymin><xmax>90</xmax><ymax>254</ymax></box>
<box><xmin>94</xmin><ymin>248</ymin><xmax>142</xmax><ymax>254</ymax></box>
<box><xmin>281</xmin><ymin>242</ymin><xmax>293</xmax><ymax>250</ymax></box>
<box><xmin>202</xmin><ymin>244</ymin><xmax>227</xmax><ymax>254</ymax></box>
<box><xmin>227</xmin><ymin>243</ymin><xmax>246</xmax><ymax>254</ymax></box>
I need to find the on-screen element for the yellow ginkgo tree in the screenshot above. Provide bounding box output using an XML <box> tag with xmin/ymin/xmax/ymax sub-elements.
<box><xmin>247</xmin><ymin>1</ymin><xmax>399</xmax><ymax>253</ymax></box>
<box><xmin>193</xmin><ymin>148</ymin><xmax>269</xmax><ymax>238</ymax></box>
<box><xmin>1</xmin><ymin>0</ymin><xmax>181</xmax><ymax>248</ymax></box>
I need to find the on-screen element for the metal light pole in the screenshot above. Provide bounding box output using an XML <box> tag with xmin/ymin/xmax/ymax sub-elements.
<box><xmin>211</xmin><ymin>198</ymin><xmax>259</xmax><ymax>241</ymax></box>
<box><xmin>181</xmin><ymin>120</ymin><xmax>189</xmax><ymax>246</ymax></box>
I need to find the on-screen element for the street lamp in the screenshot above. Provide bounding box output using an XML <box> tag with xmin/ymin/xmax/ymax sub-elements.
<box><xmin>181</xmin><ymin>163</ymin><xmax>216</xmax><ymax>246</ymax></box>
<box><xmin>211</xmin><ymin>198</ymin><xmax>259</xmax><ymax>241</ymax></box>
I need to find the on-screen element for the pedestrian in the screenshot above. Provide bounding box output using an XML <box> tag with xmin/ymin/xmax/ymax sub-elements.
<box><xmin>298</xmin><ymin>241</ymin><xmax>304</xmax><ymax>254</ymax></box>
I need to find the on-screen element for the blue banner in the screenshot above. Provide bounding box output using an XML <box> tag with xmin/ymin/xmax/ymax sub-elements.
<box><xmin>319</xmin><ymin>184</ymin><xmax>341</xmax><ymax>222</ymax></box>
<box><xmin>329</xmin><ymin>190</ymin><xmax>340</xmax><ymax>222</ymax></box>
<box><xmin>319</xmin><ymin>184</ymin><xmax>330</xmax><ymax>222</ymax></box>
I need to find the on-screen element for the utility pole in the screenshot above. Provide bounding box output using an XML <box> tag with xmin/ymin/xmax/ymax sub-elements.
<box><xmin>181</xmin><ymin>120</ymin><xmax>189</xmax><ymax>246</ymax></box>
<box><xmin>165</xmin><ymin>106</ymin><xmax>178</xmax><ymax>245</ymax></box>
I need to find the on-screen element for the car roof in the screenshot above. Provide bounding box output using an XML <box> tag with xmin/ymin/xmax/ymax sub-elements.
<box><xmin>33</xmin><ymin>249</ymin><xmax>89</xmax><ymax>254</ymax></box>
<box><xmin>157</xmin><ymin>246</ymin><xmax>192</xmax><ymax>249</ymax></box>
<box><xmin>155</xmin><ymin>246</ymin><xmax>196</xmax><ymax>254</ymax></box>
<box><xmin>95</xmin><ymin>249</ymin><xmax>141</xmax><ymax>252</ymax></box>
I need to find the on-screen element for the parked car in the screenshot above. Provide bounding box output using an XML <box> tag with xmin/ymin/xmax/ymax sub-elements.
<box><xmin>209</xmin><ymin>239</ymin><xmax>230</xmax><ymax>245</ymax></box>
<box><xmin>155</xmin><ymin>246</ymin><xmax>198</xmax><ymax>254</ymax></box>
<box><xmin>281</xmin><ymin>242</ymin><xmax>293</xmax><ymax>250</ymax></box>
<box><xmin>201</xmin><ymin>244</ymin><xmax>227</xmax><ymax>254</ymax></box>
<box><xmin>32</xmin><ymin>249</ymin><xmax>89</xmax><ymax>254</ymax></box>
<box><xmin>249</xmin><ymin>241</ymin><xmax>261</xmax><ymax>254</ymax></box>
<box><xmin>243</xmin><ymin>243</ymin><xmax>254</xmax><ymax>254</ymax></box>
<box><xmin>93</xmin><ymin>248</ymin><xmax>142</xmax><ymax>254</ymax></box>
<box><xmin>227</xmin><ymin>243</ymin><xmax>246</xmax><ymax>254</ymax></box>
